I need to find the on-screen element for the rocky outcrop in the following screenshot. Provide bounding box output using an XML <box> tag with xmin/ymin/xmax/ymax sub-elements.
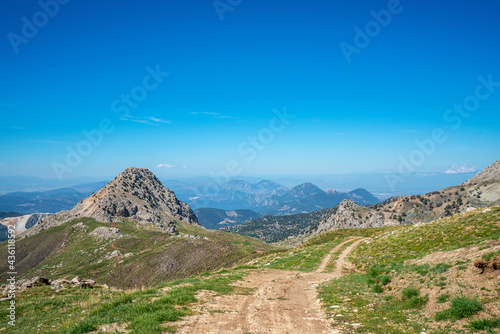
<box><xmin>464</xmin><ymin>159</ymin><xmax>500</xmax><ymax>185</ymax></box>
<box><xmin>0</xmin><ymin>275</ymin><xmax>97</xmax><ymax>298</ymax></box>
<box><xmin>315</xmin><ymin>162</ymin><xmax>500</xmax><ymax>235</ymax></box>
<box><xmin>315</xmin><ymin>200</ymin><xmax>396</xmax><ymax>234</ymax></box>
<box><xmin>23</xmin><ymin>167</ymin><xmax>200</xmax><ymax>237</ymax></box>
<box><xmin>89</xmin><ymin>226</ymin><xmax>123</xmax><ymax>239</ymax></box>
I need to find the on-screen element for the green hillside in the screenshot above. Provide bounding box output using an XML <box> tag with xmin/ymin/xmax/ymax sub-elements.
<box><xmin>2</xmin><ymin>207</ymin><xmax>499</xmax><ymax>333</ymax></box>
<box><xmin>0</xmin><ymin>218</ymin><xmax>275</xmax><ymax>289</ymax></box>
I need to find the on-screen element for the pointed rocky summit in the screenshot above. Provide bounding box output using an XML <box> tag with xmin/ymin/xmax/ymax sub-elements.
<box><xmin>24</xmin><ymin>167</ymin><xmax>199</xmax><ymax>237</ymax></box>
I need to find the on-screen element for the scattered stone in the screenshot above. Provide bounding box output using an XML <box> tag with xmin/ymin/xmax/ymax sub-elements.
<box><xmin>51</xmin><ymin>277</ymin><xmax>95</xmax><ymax>290</ymax></box>
<box><xmin>90</xmin><ymin>227</ymin><xmax>123</xmax><ymax>239</ymax></box>
<box><xmin>0</xmin><ymin>276</ymin><xmax>50</xmax><ymax>295</ymax></box>
<box><xmin>72</xmin><ymin>222</ymin><xmax>88</xmax><ymax>232</ymax></box>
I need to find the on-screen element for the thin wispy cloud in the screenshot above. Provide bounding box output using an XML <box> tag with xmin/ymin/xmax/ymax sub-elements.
<box><xmin>157</xmin><ymin>164</ymin><xmax>176</xmax><ymax>168</ymax></box>
<box><xmin>130</xmin><ymin>119</ymin><xmax>158</xmax><ymax>126</ymax></box>
<box><xmin>332</xmin><ymin>132</ymin><xmax>348</xmax><ymax>136</ymax></box>
<box><xmin>445</xmin><ymin>164</ymin><xmax>477</xmax><ymax>174</ymax></box>
<box><xmin>146</xmin><ymin>117</ymin><xmax>171</xmax><ymax>124</ymax></box>
<box><xmin>122</xmin><ymin>115</ymin><xmax>171</xmax><ymax>126</ymax></box>
<box><xmin>191</xmin><ymin>111</ymin><xmax>233</xmax><ymax>119</ymax></box>
<box><xmin>0</xmin><ymin>162</ymin><xmax>5</xmax><ymax>167</ymax></box>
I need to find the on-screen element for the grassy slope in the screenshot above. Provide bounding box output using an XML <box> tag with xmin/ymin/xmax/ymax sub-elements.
<box><xmin>0</xmin><ymin>218</ymin><xmax>275</xmax><ymax>289</ymax></box>
<box><xmin>0</xmin><ymin>268</ymin><xmax>253</xmax><ymax>333</ymax></box>
<box><xmin>318</xmin><ymin>206</ymin><xmax>500</xmax><ymax>334</ymax></box>
<box><xmin>249</xmin><ymin>226</ymin><xmax>392</xmax><ymax>272</ymax></box>
<box><xmin>3</xmin><ymin>208</ymin><xmax>500</xmax><ymax>333</ymax></box>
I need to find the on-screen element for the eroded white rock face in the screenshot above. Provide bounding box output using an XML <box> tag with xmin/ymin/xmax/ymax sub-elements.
<box><xmin>0</xmin><ymin>213</ymin><xmax>50</xmax><ymax>235</ymax></box>
<box><xmin>23</xmin><ymin>167</ymin><xmax>200</xmax><ymax>237</ymax></box>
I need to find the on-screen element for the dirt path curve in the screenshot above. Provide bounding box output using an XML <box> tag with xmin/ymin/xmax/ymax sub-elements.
<box><xmin>110</xmin><ymin>242</ymin><xmax>126</xmax><ymax>250</ymax></box>
<box><xmin>175</xmin><ymin>238</ymin><xmax>366</xmax><ymax>334</ymax></box>
<box><xmin>110</xmin><ymin>243</ymin><xmax>151</xmax><ymax>268</ymax></box>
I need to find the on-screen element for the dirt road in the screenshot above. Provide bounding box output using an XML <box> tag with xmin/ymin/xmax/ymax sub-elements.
<box><xmin>176</xmin><ymin>238</ymin><xmax>365</xmax><ymax>334</ymax></box>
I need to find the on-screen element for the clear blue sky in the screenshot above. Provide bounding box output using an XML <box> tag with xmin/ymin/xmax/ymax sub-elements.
<box><xmin>1</xmin><ymin>0</ymin><xmax>499</xmax><ymax>180</ymax></box>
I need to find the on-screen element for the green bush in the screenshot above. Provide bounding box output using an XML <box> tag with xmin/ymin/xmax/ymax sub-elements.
<box><xmin>402</xmin><ymin>287</ymin><xmax>419</xmax><ymax>300</ymax></box>
<box><xmin>435</xmin><ymin>297</ymin><xmax>484</xmax><ymax>321</ymax></box>
<box><xmin>373</xmin><ymin>284</ymin><xmax>383</xmax><ymax>293</ymax></box>
<box><xmin>67</xmin><ymin>318</ymin><xmax>98</xmax><ymax>334</ymax></box>
<box><xmin>380</xmin><ymin>274</ymin><xmax>391</xmax><ymax>286</ymax></box>
<box><xmin>469</xmin><ymin>318</ymin><xmax>500</xmax><ymax>330</ymax></box>
<box><xmin>437</xmin><ymin>294</ymin><xmax>450</xmax><ymax>303</ymax></box>
<box><xmin>406</xmin><ymin>295</ymin><xmax>429</xmax><ymax>309</ymax></box>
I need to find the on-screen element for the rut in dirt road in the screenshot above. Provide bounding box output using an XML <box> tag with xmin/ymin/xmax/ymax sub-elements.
<box><xmin>176</xmin><ymin>238</ymin><xmax>366</xmax><ymax>334</ymax></box>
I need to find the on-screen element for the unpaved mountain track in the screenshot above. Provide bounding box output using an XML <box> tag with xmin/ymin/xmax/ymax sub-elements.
<box><xmin>175</xmin><ymin>238</ymin><xmax>366</xmax><ymax>334</ymax></box>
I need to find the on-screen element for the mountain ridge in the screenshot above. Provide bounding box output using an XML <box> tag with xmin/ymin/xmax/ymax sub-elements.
<box><xmin>23</xmin><ymin>167</ymin><xmax>199</xmax><ymax>237</ymax></box>
<box><xmin>464</xmin><ymin>158</ymin><xmax>500</xmax><ymax>185</ymax></box>
<box><xmin>315</xmin><ymin>158</ymin><xmax>500</xmax><ymax>235</ymax></box>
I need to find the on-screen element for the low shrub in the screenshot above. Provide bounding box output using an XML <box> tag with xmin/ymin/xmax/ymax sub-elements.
<box><xmin>469</xmin><ymin>318</ymin><xmax>500</xmax><ymax>330</ymax></box>
<box><xmin>402</xmin><ymin>287</ymin><xmax>419</xmax><ymax>300</ymax></box>
<box><xmin>436</xmin><ymin>297</ymin><xmax>483</xmax><ymax>321</ymax></box>
<box><xmin>437</xmin><ymin>294</ymin><xmax>450</xmax><ymax>303</ymax></box>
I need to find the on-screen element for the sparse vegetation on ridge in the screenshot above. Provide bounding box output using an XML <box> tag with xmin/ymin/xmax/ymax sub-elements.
<box><xmin>0</xmin><ymin>217</ymin><xmax>275</xmax><ymax>289</ymax></box>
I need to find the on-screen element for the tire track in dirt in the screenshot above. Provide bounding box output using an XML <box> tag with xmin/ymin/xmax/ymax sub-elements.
<box><xmin>175</xmin><ymin>238</ymin><xmax>366</xmax><ymax>334</ymax></box>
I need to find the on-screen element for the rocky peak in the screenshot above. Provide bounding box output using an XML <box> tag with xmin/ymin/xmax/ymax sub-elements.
<box><xmin>464</xmin><ymin>159</ymin><xmax>500</xmax><ymax>185</ymax></box>
<box><xmin>325</xmin><ymin>189</ymin><xmax>339</xmax><ymax>195</ymax></box>
<box><xmin>24</xmin><ymin>167</ymin><xmax>199</xmax><ymax>237</ymax></box>
<box><xmin>71</xmin><ymin>167</ymin><xmax>198</xmax><ymax>226</ymax></box>
<box><xmin>315</xmin><ymin>199</ymin><xmax>389</xmax><ymax>235</ymax></box>
<box><xmin>289</xmin><ymin>183</ymin><xmax>324</xmax><ymax>197</ymax></box>
<box><xmin>336</xmin><ymin>199</ymin><xmax>360</xmax><ymax>211</ymax></box>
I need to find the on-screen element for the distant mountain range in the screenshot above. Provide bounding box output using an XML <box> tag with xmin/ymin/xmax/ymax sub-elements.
<box><xmin>0</xmin><ymin>182</ymin><xmax>107</xmax><ymax>214</ymax></box>
<box><xmin>0</xmin><ymin>177</ymin><xmax>380</xmax><ymax>217</ymax></box>
<box><xmin>222</xmin><ymin>158</ymin><xmax>500</xmax><ymax>243</ymax></box>
<box><xmin>165</xmin><ymin>179</ymin><xmax>380</xmax><ymax>215</ymax></box>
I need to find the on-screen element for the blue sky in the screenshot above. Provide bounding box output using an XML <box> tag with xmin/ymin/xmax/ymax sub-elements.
<box><xmin>1</xmin><ymin>0</ymin><xmax>499</xmax><ymax>182</ymax></box>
